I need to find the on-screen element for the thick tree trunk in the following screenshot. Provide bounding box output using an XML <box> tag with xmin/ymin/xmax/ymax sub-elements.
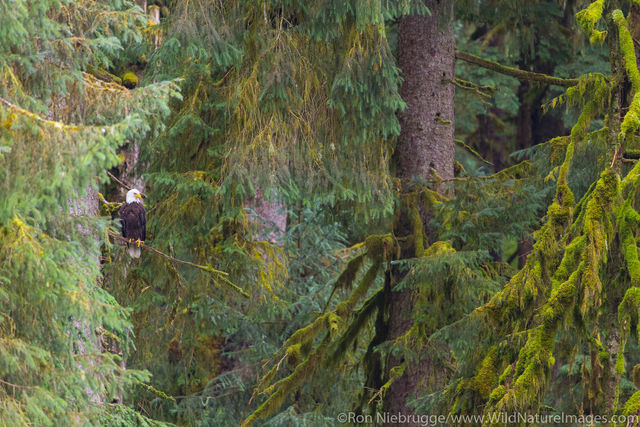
<box><xmin>395</xmin><ymin>4</ymin><xmax>455</xmax><ymax>184</ymax></box>
<box><xmin>384</xmin><ymin>0</ymin><xmax>455</xmax><ymax>419</ymax></box>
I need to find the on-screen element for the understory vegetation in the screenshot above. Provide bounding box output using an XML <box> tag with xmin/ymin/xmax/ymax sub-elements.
<box><xmin>5</xmin><ymin>0</ymin><xmax>640</xmax><ymax>425</ymax></box>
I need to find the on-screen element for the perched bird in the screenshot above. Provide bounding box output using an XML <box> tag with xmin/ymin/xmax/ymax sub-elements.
<box><xmin>119</xmin><ymin>188</ymin><xmax>146</xmax><ymax>258</ymax></box>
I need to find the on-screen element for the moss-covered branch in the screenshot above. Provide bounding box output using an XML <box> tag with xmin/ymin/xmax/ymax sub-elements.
<box><xmin>107</xmin><ymin>231</ymin><xmax>246</xmax><ymax>297</ymax></box>
<box><xmin>455</xmin><ymin>50</ymin><xmax>579</xmax><ymax>87</ymax></box>
<box><xmin>243</xmin><ymin>235</ymin><xmax>394</xmax><ymax>425</ymax></box>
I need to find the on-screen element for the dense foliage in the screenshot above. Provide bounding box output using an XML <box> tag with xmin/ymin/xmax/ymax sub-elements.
<box><xmin>0</xmin><ymin>0</ymin><xmax>178</xmax><ymax>424</ymax></box>
<box><xmin>8</xmin><ymin>0</ymin><xmax>640</xmax><ymax>425</ymax></box>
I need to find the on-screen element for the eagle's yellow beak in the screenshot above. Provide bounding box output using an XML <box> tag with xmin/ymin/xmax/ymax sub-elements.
<box><xmin>135</xmin><ymin>193</ymin><xmax>143</xmax><ymax>199</ymax></box>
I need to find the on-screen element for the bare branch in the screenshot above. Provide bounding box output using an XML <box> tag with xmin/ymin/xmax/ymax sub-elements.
<box><xmin>106</xmin><ymin>171</ymin><xmax>142</xmax><ymax>195</ymax></box>
<box><xmin>107</xmin><ymin>231</ymin><xmax>249</xmax><ymax>298</ymax></box>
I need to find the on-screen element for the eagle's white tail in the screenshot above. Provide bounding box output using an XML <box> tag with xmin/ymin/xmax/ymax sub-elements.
<box><xmin>128</xmin><ymin>245</ymin><xmax>141</xmax><ymax>258</ymax></box>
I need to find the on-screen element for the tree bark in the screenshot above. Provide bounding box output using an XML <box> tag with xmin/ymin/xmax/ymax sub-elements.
<box><xmin>384</xmin><ymin>0</ymin><xmax>455</xmax><ymax>419</ymax></box>
<box><xmin>395</xmin><ymin>3</ymin><xmax>455</xmax><ymax>185</ymax></box>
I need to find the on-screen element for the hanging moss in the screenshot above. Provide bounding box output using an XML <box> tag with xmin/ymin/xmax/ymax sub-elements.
<box><xmin>553</xmin><ymin>236</ymin><xmax>586</xmax><ymax>281</ymax></box>
<box><xmin>576</xmin><ymin>0</ymin><xmax>605</xmax><ymax>41</ymax></box>
<box><xmin>336</xmin><ymin>262</ymin><xmax>381</xmax><ymax>317</ymax></box>
<box><xmin>498</xmin><ymin>364</ymin><xmax>513</xmax><ymax>384</ymax></box>
<box><xmin>623</xmin><ymin>391</ymin><xmax>640</xmax><ymax>416</ymax></box>
<box><xmin>286</xmin><ymin>343</ymin><xmax>302</xmax><ymax>365</ymax></box>
<box><xmin>618</xmin><ymin>287</ymin><xmax>640</xmax><ymax>340</ymax></box>
<box><xmin>364</xmin><ymin>233</ymin><xmax>394</xmax><ymax>262</ymax></box>
<box><xmin>326</xmin><ymin>287</ymin><xmax>384</xmax><ymax>367</ymax></box>
<box><xmin>406</xmin><ymin>193</ymin><xmax>425</xmax><ymax>257</ymax></box>
<box><xmin>477</xmin><ymin>165</ymin><xmax>618</xmax><ymax>415</ymax></box>
<box><xmin>243</xmin><ymin>337</ymin><xmax>330</xmax><ymax>427</ymax></box>
<box><xmin>285</xmin><ymin>312</ymin><xmax>330</xmax><ymax>348</ymax></box>
<box><xmin>616</xmin><ymin>161</ymin><xmax>640</xmax><ymax>381</ymax></box>
<box><xmin>620</xmin><ymin>207</ymin><xmax>640</xmax><ymax>284</ymax></box>
<box><xmin>613</xmin><ymin>10</ymin><xmax>640</xmax><ymax>90</ymax></box>
<box><xmin>245</xmin><ymin>230</ymin><xmax>392</xmax><ymax>425</ymax></box>
<box><xmin>613</xmin><ymin>10</ymin><xmax>640</xmax><ymax>142</ymax></box>
<box><xmin>472</xmin><ymin>346</ymin><xmax>499</xmax><ymax>398</ymax></box>
<box><xmin>334</xmin><ymin>253</ymin><xmax>365</xmax><ymax>290</ymax></box>
<box><xmin>633</xmin><ymin>364</ymin><xmax>640</xmax><ymax>388</ymax></box>
<box><xmin>488</xmin><ymin>385</ymin><xmax>506</xmax><ymax>403</ymax></box>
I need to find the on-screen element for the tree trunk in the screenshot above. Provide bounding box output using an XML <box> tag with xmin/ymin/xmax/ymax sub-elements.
<box><xmin>395</xmin><ymin>3</ymin><xmax>455</xmax><ymax>185</ymax></box>
<box><xmin>384</xmin><ymin>0</ymin><xmax>455</xmax><ymax>418</ymax></box>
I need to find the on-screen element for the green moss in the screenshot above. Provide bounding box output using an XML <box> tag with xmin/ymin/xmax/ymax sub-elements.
<box><xmin>334</xmin><ymin>253</ymin><xmax>364</xmax><ymax>289</ymax></box>
<box><xmin>424</xmin><ymin>240</ymin><xmax>455</xmax><ymax>257</ymax></box>
<box><xmin>620</xmin><ymin>209</ymin><xmax>640</xmax><ymax>284</ymax></box>
<box><xmin>285</xmin><ymin>312</ymin><xmax>330</xmax><ymax>347</ymax></box>
<box><xmin>408</xmin><ymin>195</ymin><xmax>425</xmax><ymax>257</ymax></box>
<box><xmin>373</xmin><ymin>361</ymin><xmax>408</xmax><ymax>400</ymax></box>
<box><xmin>336</xmin><ymin>262</ymin><xmax>381</xmax><ymax>317</ymax></box>
<box><xmin>326</xmin><ymin>287</ymin><xmax>384</xmax><ymax>367</ymax></box>
<box><xmin>633</xmin><ymin>365</ymin><xmax>640</xmax><ymax>388</ymax></box>
<box><xmin>488</xmin><ymin>385</ymin><xmax>506</xmax><ymax>403</ymax></box>
<box><xmin>244</xmin><ymin>338</ymin><xmax>329</xmax><ymax>427</ymax></box>
<box><xmin>617</xmin><ymin>349</ymin><xmax>626</xmax><ymax>375</ymax></box>
<box><xmin>286</xmin><ymin>343</ymin><xmax>301</xmax><ymax>365</ymax></box>
<box><xmin>473</xmin><ymin>346</ymin><xmax>499</xmax><ymax>398</ymax></box>
<box><xmin>623</xmin><ymin>391</ymin><xmax>640</xmax><ymax>416</ymax></box>
<box><xmin>327</xmin><ymin>312</ymin><xmax>340</xmax><ymax>337</ymax></box>
<box><xmin>614</xmin><ymin>10</ymin><xmax>640</xmax><ymax>142</ymax></box>
<box><xmin>86</xmin><ymin>64</ymin><xmax>122</xmax><ymax>84</ymax></box>
<box><xmin>613</xmin><ymin>10</ymin><xmax>640</xmax><ymax>91</ymax></box>
<box><xmin>498</xmin><ymin>364</ymin><xmax>513</xmax><ymax>384</ymax></box>
<box><xmin>576</xmin><ymin>0</ymin><xmax>605</xmax><ymax>39</ymax></box>
<box><xmin>364</xmin><ymin>233</ymin><xmax>393</xmax><ymax>262</ymax></box>
<box><xmin>121</xmin><ymin>71</ymin><xmax>139</xmax><ymax>88</ymax></box>
<box><xmin>627</xmin><ymin>208</ymin><xmax>640</xmax><ymax>226</ymax></box>
<box><xmin>618</xmin><ymin>287</ymin><xmax>640</xmax><ymax>336</ymax></box>
<box><xmin>545</xmin><ymin>274</ymin><xmax>578</xmax><ymax>325</ymax></box>
<box><xmin>554</xmin><ymin>236</ymin><xmax>586</xmax><ymax>281</ymax></box>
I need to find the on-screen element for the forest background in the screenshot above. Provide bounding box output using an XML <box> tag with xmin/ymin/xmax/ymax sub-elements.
<box><xmin>4</xmin><ymin>0</ymin><xmax>640</xmax><ymax>425</ymax></box>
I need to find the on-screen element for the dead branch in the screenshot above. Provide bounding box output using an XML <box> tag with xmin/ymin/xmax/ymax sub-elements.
<box><xmin>108</xmin><ymin>230</ymin><xmax>249</xmax><ymax>298</ymax></box>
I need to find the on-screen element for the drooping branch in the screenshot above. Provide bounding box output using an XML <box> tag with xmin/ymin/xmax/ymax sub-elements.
<box><xmin>107</xmin><ymin>230</ymin><xmax>249</xmax><ymax>298</ymax></box>
<box><xmin>455</xmin><ymin>50</ymin><xmax>580</xmax><ymax>87</ymax></box>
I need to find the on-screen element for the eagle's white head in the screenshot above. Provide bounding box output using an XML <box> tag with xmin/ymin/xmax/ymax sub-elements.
<box><xmin>126</xmin><ymin>188</ymin><xmax>143</xmax><ymax>204</ymax></box>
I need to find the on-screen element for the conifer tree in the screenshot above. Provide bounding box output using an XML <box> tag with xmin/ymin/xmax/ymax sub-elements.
<box><xmin>243</xmin><ymin>0</ymin><xmax>640</xmax><ymax>424</ymax></box>
<box><xmin>384</xmin><ymin>0</ymin><xmax>456</xmax><ymax>416</ymax></box>
<box><xmin>446</xmin><ymin>0</ymin><xmax>640</xmax><ymax>418</ymax></box>
<box><xmin>240</xmin><ymin>1</ymin><xmax>516</xmax><ymax>424</ymax></box>
<box><xmin>0</xmin><ymin>1</ymin><xmax>177</xmax><ymax>424</ymax></box>
<box><xmin>74</xmin><ymin>0</ymin><xmax>640</xmax><ymax>425</ymax></box>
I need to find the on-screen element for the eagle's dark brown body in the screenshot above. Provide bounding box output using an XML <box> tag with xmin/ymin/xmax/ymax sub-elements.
<box><xmin>120</xmin><ymin>201</ymin><xmax>146</xmax><ymax>257</ymax></box>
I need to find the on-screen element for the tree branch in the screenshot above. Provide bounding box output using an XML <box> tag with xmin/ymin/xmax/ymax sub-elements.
<box><xmin>0</xmin><ymin>96</ymin><xmax>77</xmax><ymax>129</ymax></box>
<box><xmin>455</xmin><ymin>50</ymin><xmax>579</xmax><ymax>87</ymax></box>
<box><xmin>107</xmin><ymin>231</ymin><xmax>249</xmax><ymax>298</ymax></box>
<box><xmin>107</xmin><ymin>171</ymin><xmax>137</xmax><ymax>193</ymax></box>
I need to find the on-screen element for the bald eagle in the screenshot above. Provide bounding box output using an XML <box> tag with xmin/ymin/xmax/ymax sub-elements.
<box><xmin>120</xmin><ymin>189</ymin><xmax>146</xmax><ymax>258</ymax></box>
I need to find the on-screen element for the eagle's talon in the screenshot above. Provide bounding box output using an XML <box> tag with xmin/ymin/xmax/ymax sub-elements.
<box><xmin>135</xmin><ymin>239</ymin><xmax>144</xmax><ymax>247</ymax></box>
